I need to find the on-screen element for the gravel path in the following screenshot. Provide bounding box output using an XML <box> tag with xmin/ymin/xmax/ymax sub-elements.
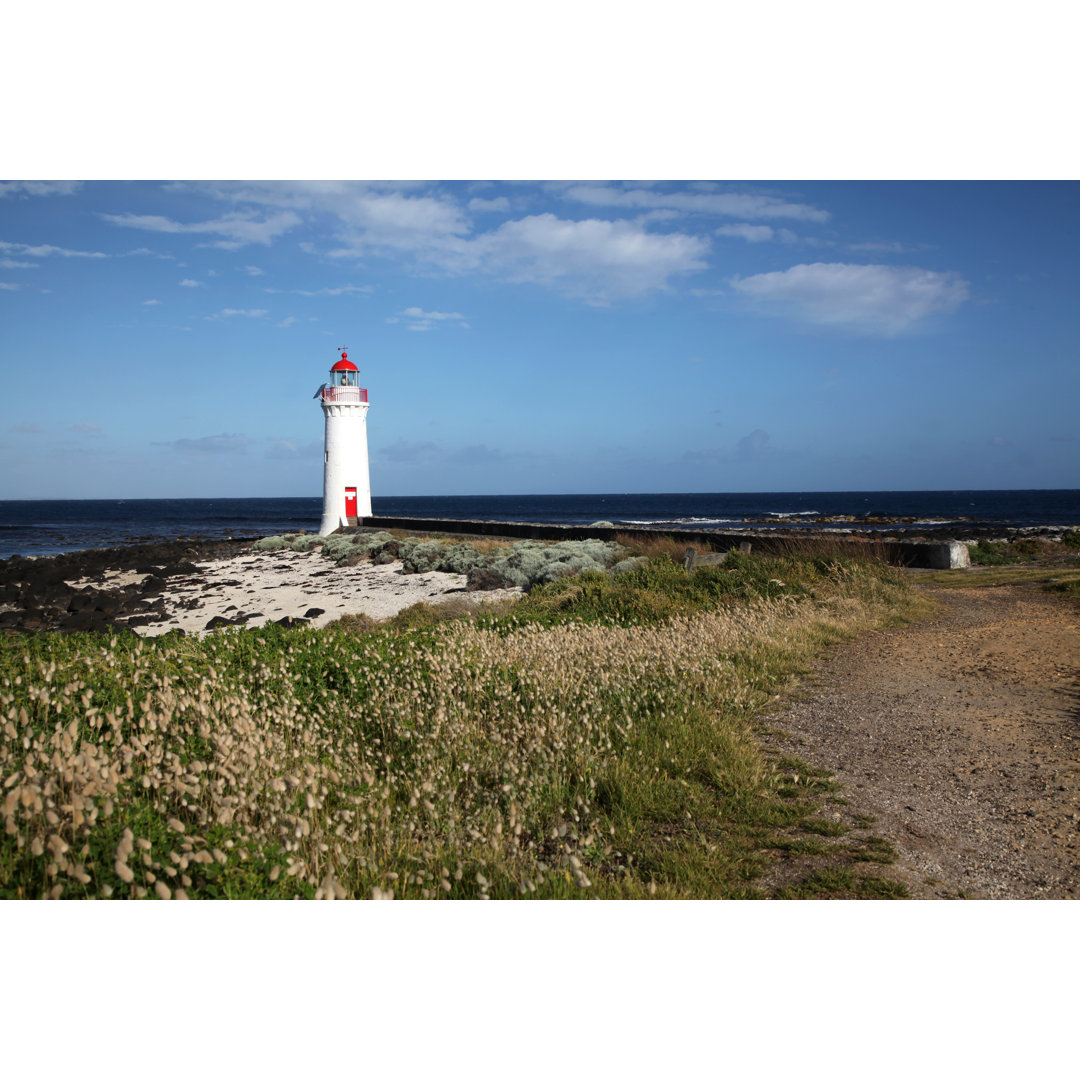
<box><xmin>765</xmin><ymin>581</ymin><xmax>1080</xmax><ymax>898</ymax></box>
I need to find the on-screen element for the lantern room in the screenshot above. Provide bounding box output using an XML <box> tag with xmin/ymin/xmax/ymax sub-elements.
<box><xmin>330</xmin><ymin>350</ymin><xmax>361</xmax><ymax>387</ymax></box>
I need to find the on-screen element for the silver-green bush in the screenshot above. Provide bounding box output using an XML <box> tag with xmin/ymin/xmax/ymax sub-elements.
<box><xmin>250</xmin><ymin>532</ymin><xmax>628</xmax><ymax>590</ymax></box>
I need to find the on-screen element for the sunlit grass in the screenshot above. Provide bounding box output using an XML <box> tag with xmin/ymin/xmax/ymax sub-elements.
<box><xmin>1</xmin><ymin>552</ymin><xmax>924</xmax><ymax>899</ymax></box>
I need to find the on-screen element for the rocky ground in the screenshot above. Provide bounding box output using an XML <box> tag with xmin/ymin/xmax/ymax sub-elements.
<box><xmin>763</xmin><ymin>579</ymin><xmax>1080</xmax><ymax>898</ymax></box>
<box><xmin>0</xmin><ymin>540</ymin><xmax>519</xmax><ymax>635</ymax></box>
<box><xmin>0</xmin><ymin>539</ymin><xmax>252</xmax><ymax>634</ymax></box>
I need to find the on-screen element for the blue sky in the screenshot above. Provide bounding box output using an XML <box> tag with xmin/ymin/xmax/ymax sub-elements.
<box><xmin>1</xmin><ymin>179</ymin><xmax>1076</xmax><ymax>499</ymax></box>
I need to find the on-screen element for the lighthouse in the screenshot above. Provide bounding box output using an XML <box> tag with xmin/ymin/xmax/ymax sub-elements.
<box><xmin>317</xmin><ymin>348</ymin><xmax>372</xmax><ymax>535</ymax></box>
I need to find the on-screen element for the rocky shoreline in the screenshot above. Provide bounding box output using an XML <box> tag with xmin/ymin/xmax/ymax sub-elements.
<box><xmin>0</xmin><ymin>538</ymin><xmax>256</xmax><ymax>634</ymax></box>
<box><xmin>0</xmin><ymin>537</ymin><xmax>522</xmax><ymax>636</ymax></box>
<box><xmin>1</xmin><ymin>522</ymin><xmax>1075</xmax><ymax>636</ymax></box>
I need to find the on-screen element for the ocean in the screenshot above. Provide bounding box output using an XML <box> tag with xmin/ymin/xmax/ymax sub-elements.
<box><xmin>1</xmin><ymin>491</ymin><xmax>1078</xmax><ymax>559</ymax></box>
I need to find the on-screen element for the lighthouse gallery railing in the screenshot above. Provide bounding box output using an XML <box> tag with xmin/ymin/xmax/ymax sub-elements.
<box><xmin>321</xmin><ymin>386</ymin><xmax>368</xmax><ymax>403</ymax></box>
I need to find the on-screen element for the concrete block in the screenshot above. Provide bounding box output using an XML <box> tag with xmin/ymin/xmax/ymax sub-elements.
<box><xmin>925</xmin><ymin>541</ymin><xmax>971</xmax><ymax>569</ymax></box>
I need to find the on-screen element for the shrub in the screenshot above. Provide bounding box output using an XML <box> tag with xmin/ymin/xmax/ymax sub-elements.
<box><xmin>253</xmin><ymin>535</ymin><xmax>292</xmax><ymax>551</ymax></box>
<box><xmin>251</xmin><ymin>532</ymin><xmax>629</xmax><ymax>591</ymax></box>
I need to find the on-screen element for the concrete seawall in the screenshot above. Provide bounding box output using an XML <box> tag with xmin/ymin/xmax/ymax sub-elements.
<box><xmin>345</xmin><ymin>517</ymin><xmax>971</xmax><ymax>569</ymax></box>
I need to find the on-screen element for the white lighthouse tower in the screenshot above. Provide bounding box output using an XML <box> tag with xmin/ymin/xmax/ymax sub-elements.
<box><xmin>317</xmin><ymin>347</ymin><xmax>372</xmax><ymax>535</ymax></box>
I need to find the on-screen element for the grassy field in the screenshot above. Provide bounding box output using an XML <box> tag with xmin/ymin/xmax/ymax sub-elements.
<box><xmin>917</xmin><ymin>534</ymin><xmax>1080</xmax><ymax>597</ymax></box>
<box><xmin>1</xmin><ymin>546</ymin><xmax>930</xmax><ymax>899</ymax></box>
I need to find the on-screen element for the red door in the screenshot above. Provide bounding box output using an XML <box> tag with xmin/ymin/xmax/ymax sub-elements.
<box><xmin>345</xmin><ymin>487</ymin><xmax>357</xmax><ymax>518</ymax></box>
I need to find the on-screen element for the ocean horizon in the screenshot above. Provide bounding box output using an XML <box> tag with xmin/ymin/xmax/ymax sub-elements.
<box><xmin>1</xmin><ymin>489</ymin><xmax>1078</xmax><ymax>560</ymax></box>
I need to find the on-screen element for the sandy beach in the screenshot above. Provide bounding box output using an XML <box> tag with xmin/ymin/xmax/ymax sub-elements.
<box><xmin>65</xmin><ymin>548</ymin><xmax>522</xmax><ymax>636</ymax></box>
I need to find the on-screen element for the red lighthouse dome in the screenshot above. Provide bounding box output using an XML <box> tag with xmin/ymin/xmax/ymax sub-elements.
<box><xmin>330</xmin><ymin>350</ymin><xmax>358</xmax><ymax>373</ymax></box>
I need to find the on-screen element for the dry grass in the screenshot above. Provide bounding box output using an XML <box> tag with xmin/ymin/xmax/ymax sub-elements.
<box><xmin>0</xmin><ymin>554</ymin><xmax>921</xmax><ymax>899</ymax></box>
<box><xmin>614</xmin><ymin>532</ymin><xmax>707</xmax><ymax>563</ymax></box>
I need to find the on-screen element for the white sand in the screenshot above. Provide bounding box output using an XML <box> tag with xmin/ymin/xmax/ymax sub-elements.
<box><xmin>91</xmin><ymin>549</ymin><xmax>520</xmax><ymax>637</ymax></box>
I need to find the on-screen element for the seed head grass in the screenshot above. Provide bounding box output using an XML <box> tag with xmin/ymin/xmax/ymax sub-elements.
<box><xmin>0</xmin><ymin>551</ymin><xmax>923</xmax><ymax>899</ymax></box>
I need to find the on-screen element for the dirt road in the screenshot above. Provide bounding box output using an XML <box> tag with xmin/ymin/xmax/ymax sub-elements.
<box><xmin>767</xmin><ymin>580</ymin><xmax>1080</xmax><ymax>898</ymax></box>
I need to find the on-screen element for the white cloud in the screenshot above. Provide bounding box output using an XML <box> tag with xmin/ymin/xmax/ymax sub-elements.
<box><xmin>163</xmin><ymin>433</ymin><xmax>253</xmax><ymax>454</ymax></box>
<box><xmin>468</xmin><ymin>196</ymin><xmax>510</xmax><ymax>213</ymax></box>
<box><xmin>465</xmin><ymin>214</ymin><xmax>709</xmax><ymax>299</ymax></box>
<box><xmin>848</xmin><ymin>240</ymin><xmax>928</xmax><ymax>253</ymax></box>
<box><xmin>332</xmin><ymin>204</ymin><xmax>708</xmax><ymax>299</ymax></box>
<box><xmin>171</xmin><ymin>182</ymin><xmax>469</xmax><ymax>260</ymax></box>
<box><xmin>241</xmin><ymin>265</ymin><xmax>264</xmax><ymax>275</ymax></box>
<box><xmin>126</xmin><ymin>248</ymin><xmax>176</xmax><ymax>260</ymax></box>
<box><xmin>0</xmin><ymin>282</ymin><xmax>22</xmax><ymax>290</ymax></box>
<box><xmin>0</xmin><ymin>181</ymin><xmax>82</xmax><ymax>198</ymax></box>
<box><xmin>293</xmin><ymin>284</ymin><xmax>373</xmax><ymax>297</ymax></box>
<box><xmin>562</xmin><ymin>184</ymin><xmax>829</xmax><ymax>222</ymax></box>
<box><xmin>10</xmin><ymin>422</ymin><xmax>42</xmax><ymax>432</ymax></box>
<box><xmin>101</xmin><ymin>210</ymin><xmax>301</xmax><ymax>249</ymax></box>
<box><xmin>402</xmin><ymin>307</ymin><xmax>466</xmax><ymax>320</ymax></box>
<box><xmin>142</xmin><ymin>299</ymin><xmax>161</xmax><ymax>306</ymax></box>
<box><xmin>276</xmin><ymin>316</ymin><xmax>297</xmax><ymax>328</ymax></box>
<box><xmin>179</xmin><ymin>279</ymin><xmax>202</xmax><ymax>287</ymax></box>
<box><xmin>1</xmin><ymin>257</ymin><xmax>37</xmax><ymax>268</ymax></box>
<box><xmin>716</xmin><ymin>223</ymin><xmax>802</xmax><ymax>243</ymax></box>
<box><xmin>0</xmin><ymin>240</ymin><xmax>107</xmax><ymax>258</ymax></box>
<box><xmin>730</xmin><ymin>262</ymin><xmax>970</xmax><ymax>334</ymax></box>
<box><xmin>106</xmin><ymin>183</ymin><xmax>710</xmax><ymax>303</ymax></box>
<box><xmin>70</xmin><ymin>422</ymin><xmax>102</xmax><ymax>433</ymax></box>
<box><xmin>327</xmin><ymin>191</ymin><xmax>471</xmax><ymax>258</ymax></box>
<box><xmin>396</xmin><ymin>306</ymin><xmax>469</xmax><ymax>332</ymax></box>
<box><xmin>205</xmin><ymin>308</ymin><xmax>268</xmax><ymax>320</ymax></box>
<box><xmin>716</xmin><ymin>224</ymin><xmax>775</xmax><ymax>242</ymax></box>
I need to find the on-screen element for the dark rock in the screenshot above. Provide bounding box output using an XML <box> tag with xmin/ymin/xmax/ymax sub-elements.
<box><xmin>205</xmin><ymin>615</ymin><xmax>237</xmax><ymax>630</ymax></box>
<box><xmin>161</xmin><ymin>561</ymin><xmax>201</xmax><ymax>577</ymax></box>
<box><xmin>466</xmin><ymin>566</ymin><xmax>513</xmax><ymax>591</ymax></box>
<box><xmin>42</xmin><ymin>582</ymin><xmax>74</xmax><ymax>606</ymax></box>
<box><xmin>275</xmin><ymin>616</ymin><xmax>309</xmax><ymax>628</ymax></box>
<box><xmin>303</xmin><ymin>607</ymin><xmax>325</xmax><ymax>618</ymax></box>
<box><xmin>67</xmin><ymin>591</ymin><xmax>97</xmax><ymax>613</ymax></box>
<box><xmin>92</xmin><ymin>593</ymin><xmax>124</xmax><ymax>617</ymax></box>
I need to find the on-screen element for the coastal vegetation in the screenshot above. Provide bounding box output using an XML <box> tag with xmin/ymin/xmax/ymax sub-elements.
<box><xmin>254</xmin><ymin>530</ymin><xmax>637</xmax><ymax>588</ymax></box>
<box><xmin>968</xmin><ymin>532</ymin><xmax>1080</xmax><ymax>565</ymax></box>
<box><xmin>1</xmin><ymin>546</ymin><xmax>928</xmax><ymax>899</ymax></box>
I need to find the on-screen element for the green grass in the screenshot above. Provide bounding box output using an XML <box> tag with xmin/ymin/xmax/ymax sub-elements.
<box><xmin>0</xmin><ymin>550</ymin><xmax>922</xmax><ymax>900</ymax></box>
<box><xmin>917</xmin><ymin>563</ymin><xmax>1080</xmax><ymax>594</ymax></box>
